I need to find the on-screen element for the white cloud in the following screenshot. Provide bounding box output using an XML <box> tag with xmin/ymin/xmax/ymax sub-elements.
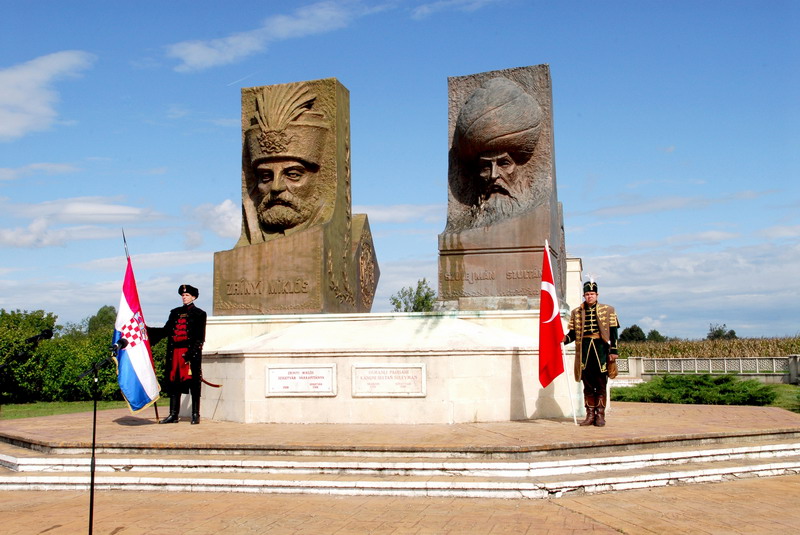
<box><xmin>0</xmin><ymin>197</ymin><xmax>164</xmax><ymax>247</ymax></box>
<box><xmin>76</xmin><ymin>250</ymin><xmax>214</xmax><ymax>272</ymax></box>
<box><xmin>166</xmin><ymin>105</ymin><xmax>191</xmax><ymax>119</ymax></box>
<box><xmin>579</xmin><ymin>241</ymin><xmax>800</xmax><ymax>338</ymax></box>
<box><xmin>192</xmin><ymin>199</ymin><xmax>241</xmax><ymax>239</ymax></box>
<box><xmin>354</xmin><ymin>203</ymin><xmax>445</xmax><ymax>223</ymax></box>
<box><xmin>411</xmin><ymin>0</ymin><xmax>500</xmax><ymax>19</ymax></box>
<box><xmin>758</xmin><ymin>225</ymin><xmax>800</xmax><ymax>240</ymax></box>
<box><xmin>166</xmin><ymin>2</ymin><xmax>356</xmax><ymax>72</ymax></box>
<box><xmin>0</xmin><ymin>220</ymin><xmax>143</xmax><ymax>248</ymax></box>
<box><xmin>580</xmin><ymin>190</ymin><xmax>771</xmax><ymax>218</ymax></box>
<box><xmin>0</xmin><ymin>51</ymin><xmax>96</xmax><ymax>141</ymax></box>
<box><xmin>0</xmin><ymin>266</ymin><xmax>213</xmax><ymax>325</ymax></box>
<box><xmin>635</xmin><ymin>315</ymin><xmax>668</xmax><ymax>333</ymax></box>
<box><xmin>7</xmin><ymin>197</ymin><xmax>162</xmax><ymax>224</ymax></box>
<box><xmin>207</xmin><ymin>118</ymin><xmax>240</xmax><ymax>128</ymax></box>
<box><xmin>0</xmin><ymin>162</ymin><xmax>80</xmax><ymax>181</ymax></box>
<box><xmin>665</xmin><ymin>230</ymin><xmax>740</xmax><ymax>245</ymax></box>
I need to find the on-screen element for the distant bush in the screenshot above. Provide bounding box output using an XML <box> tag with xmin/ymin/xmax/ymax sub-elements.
<box><xmin>611</xmin><ymin>374</ymin><xmax>777</xmax><ymax>406</ymax></box>
<box><xmin>618</xmin><ymin>337</ymin><xmax>800</xmax><ymax>359</ymax></box>
<box><xmin>390</xmin><ymin>278</ymin><xmax>436</xmax><ymax>312</ymax></box>
<box><xmin>620</xmin><ymin>324</ymin><xmax>646</xmax><ymax>342</ymax></box>
<box><xmin>707</xmin><ymin>323</ymin><xmax>737</xmax><ymax>340</ymax></box>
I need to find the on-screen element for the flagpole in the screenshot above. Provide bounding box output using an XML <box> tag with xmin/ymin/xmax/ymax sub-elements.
<box><xmin>561</xmin><ymin>339</ymin><xmax>578</xmax><ymax>426</ymax></box>
<box><xmin>557</xmin><ymin>299</ymin><xmax>578</xmax><ymax>425</ymax></box>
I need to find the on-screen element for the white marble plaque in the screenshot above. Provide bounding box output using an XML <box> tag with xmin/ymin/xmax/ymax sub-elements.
<box><xmin>266</xmin><ymin>365</ymin><xmax>337</xmax><ymax>397</ymax></box>
<box><xmin>352</xmin><ymin>364</ymin><xmax>426</xmax><ymax>397</ymax></box>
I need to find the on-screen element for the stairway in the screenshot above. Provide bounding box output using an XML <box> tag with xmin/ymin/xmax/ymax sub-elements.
<box><xmin>3</xmin><ymin>436</ymin><xmax>800</xmax><ymax>499</ymax></box>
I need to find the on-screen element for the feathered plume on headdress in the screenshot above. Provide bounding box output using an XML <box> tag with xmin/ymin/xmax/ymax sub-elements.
<box><xmin>583</xmin><ymin>273</ymin><xmax>598</xmax><ymax>293</ymax></box>
<box><xmin>254</xmin><ymin>84</ymin><xmax>316</xmax><ymax>134</ymax></box>
<box><xmin>244</xmin><ymin>82</ymin><xmax>328</xmax><ymax>167</ymax></box>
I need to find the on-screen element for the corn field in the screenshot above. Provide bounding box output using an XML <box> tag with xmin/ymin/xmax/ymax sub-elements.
<box><xmin>618</xmin><ymin>337</ymin><xmax>800</xmax><ymax>359</ymax></box>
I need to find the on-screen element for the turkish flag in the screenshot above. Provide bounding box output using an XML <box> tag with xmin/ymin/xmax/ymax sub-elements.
<box><xmin>538</xmin><ymin>241</ymin><xmax>565</xmax><ymax>387</ymax></box>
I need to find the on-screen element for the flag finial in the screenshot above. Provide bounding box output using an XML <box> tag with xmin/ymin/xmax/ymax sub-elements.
<box><xmin>122</xmin><ymin>228</ymin><xmax>130</xmax><ymax>259</ymax></box>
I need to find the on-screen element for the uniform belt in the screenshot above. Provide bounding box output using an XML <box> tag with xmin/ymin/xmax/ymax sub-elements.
<box><xmin>582</xmin><ymin>333</ymin><xmax>602</xmax><ymax>340</ymax></box>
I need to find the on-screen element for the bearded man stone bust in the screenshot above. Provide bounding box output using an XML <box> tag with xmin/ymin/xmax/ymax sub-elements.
<box><xmin>448</xmin><ymin>77</ymin><xmax>545</xmax><ymax>230</ymax></box>
<box><xmin>438</xmin><ymin>66</ymin><xmax>566</xmax><ymax>312</ymax></box>
<box><xmin>214</xmin><ymin>78</ymin><xmax>379</xmax><ymax>315</ymax></box>
<box><xmin>238</xmin><ymin>84</ymin><xmax>332</xmax><ymax>245</ymax></box>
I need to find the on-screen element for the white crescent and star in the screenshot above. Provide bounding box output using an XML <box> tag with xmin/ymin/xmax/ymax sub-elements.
<box><xmin>541</xmin><ymin>281</ymin><xmax>559</xmax><ymax>323</ymax></box>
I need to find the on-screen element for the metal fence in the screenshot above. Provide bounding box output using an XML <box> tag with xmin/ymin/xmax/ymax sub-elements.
<box><xmin>618</xmin><ymin>355</ymin><xmax>800</xmax><ymax>384</ymax></box>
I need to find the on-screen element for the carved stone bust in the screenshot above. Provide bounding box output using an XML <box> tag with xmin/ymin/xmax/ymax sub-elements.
<box><xmin>238</xmin><ymin>83</ymin><xmax>335</xmax><ymax>245</ymax></box>
<box><xmin>214</xmin><ymin>78</ymin><xmax>379</xmax><ymax>315</ymax></box>
<box><xmin>438</xmin><ymin>65</ymin><xmax>566</xmax><ymax>311</ymax></box>
<box><xmin>447</xmin><ymin>76</ymin><xmax>549</xmax><ymax>231</ymax></box>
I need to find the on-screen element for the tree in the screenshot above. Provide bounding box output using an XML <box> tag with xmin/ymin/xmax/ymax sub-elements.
<box><xmin>390</xmin><ymin>278</ymin><xmax>437</xmax><ymax>312</ymax></box>
<box><xmin>0</xmin><ymin>307</ymin><xmax>126</xmax><ymax>404</ymax></box>
<box><xmin>707</xmin><ymin>323</ymin><xmax>737</xmax><ymax>340</ymax></box>
<box><xmin>87</xmin><ymin>305</ymin><xmax>117</xmax><ymax>334</ymax></box>
<box><xmin>646</xmin><ymin>329</ymin><xmax>666</xmax><ymax>342</ymax></box>
<box><xmin>619</xmin><ymin>324</ymin><xmax>646</xmax><ymax>342</ymax></box>
<box><xmin>38</xmin><ymin>327</ymin><xmax>121</xmax><ymax>402</ymax></box>
<box><xmin>0</xmin><ymin>309</ymin><xmax>58</xmax><ymax>403</ymax></box>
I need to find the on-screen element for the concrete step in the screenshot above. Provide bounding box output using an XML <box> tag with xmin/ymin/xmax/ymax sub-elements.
<box><xmin>3</xmin><ymin>438</ymin><xmax>800</xmax><ymax>498</ymax></box>
<box><xmin>4</xmin><ymin>438</ymin><xmax>800</xmax><ymax>476</ymax></box>
<box><xmin>2</xmin><ymin>454</ymin><xmax>800</xmax><ymax>499</ymax></box>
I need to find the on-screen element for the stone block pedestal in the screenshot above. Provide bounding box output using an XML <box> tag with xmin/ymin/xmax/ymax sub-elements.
<box><xmin>199</xmin><ymin>311</ymin><xmax>582</xmax><ymax>424</ymax></box>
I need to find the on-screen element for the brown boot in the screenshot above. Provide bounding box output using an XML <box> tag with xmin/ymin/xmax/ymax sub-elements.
<box><xmin>579</xmin><ymin>395</ymin><xmax>596</xmax><ymax>426</ymax></box>
<box><xmin>594</xmin><ymin>395</ymin><xmax>606</xmax><ymax>427</ymax></box>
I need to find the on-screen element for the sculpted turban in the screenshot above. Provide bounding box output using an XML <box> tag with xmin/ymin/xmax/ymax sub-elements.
<box><xmin>454</xmin><ymin>78</ymin><xmax>543</xmax><ymax>162</ymax></box>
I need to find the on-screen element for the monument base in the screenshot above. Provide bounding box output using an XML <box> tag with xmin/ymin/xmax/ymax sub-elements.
<box><xmin>199</xmin><ymin>311</ymin><xmax>582</xmax><ymax>425</ymax></box>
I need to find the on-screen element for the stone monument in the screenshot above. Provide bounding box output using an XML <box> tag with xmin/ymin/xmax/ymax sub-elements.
<box><xmin>438</xmin><ymin>65</ymin><xmax>566</xmax><ymax>311</ymax></box>
<box><xmin>213</xmin><ymin>78</ymin><xmax>379</xmax><ymax>315</ymax></box>
<box><xmin>200</xmin><ymin>69</ymin><xmax>584</xmax><ymax>425</ymax></box>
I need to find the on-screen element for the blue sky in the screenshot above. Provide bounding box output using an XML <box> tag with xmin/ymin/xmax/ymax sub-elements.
<box><xmin>0</xmin><ymin>0</ymin><xmax>797</xmax><ymax>339</ymax></box>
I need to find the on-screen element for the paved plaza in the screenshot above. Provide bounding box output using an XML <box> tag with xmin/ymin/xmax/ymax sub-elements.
<box><xmin>2</xmin><ymin>475</ymin><xmax>800</xmax><ymax>534</ymax></box>
<box><xmin>2</xmin><ymin>402</ymin><xmax>800</xmax><ymax>534</ymax></box>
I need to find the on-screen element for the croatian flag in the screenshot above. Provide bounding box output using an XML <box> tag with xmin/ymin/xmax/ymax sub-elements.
<box><xmin>113</xmin><ymin>258</ymin><xmax>160</xmax><ymax>412</ymax></box>
<box><xmin>538</xmin><ymin>240</ymin><xmax>565</xmax><ymax>387</ymax></box>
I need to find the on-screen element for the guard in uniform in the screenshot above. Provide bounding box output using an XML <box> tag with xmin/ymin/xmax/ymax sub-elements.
<box><xmin>148</xmin><ymin>284</ymin><xmax>207</xmax><ymax>424</ymax></box>
<box><xmin>563</xmin><ymin>280</ymin><xmax>620</xmax><ymax>427</ymax></box>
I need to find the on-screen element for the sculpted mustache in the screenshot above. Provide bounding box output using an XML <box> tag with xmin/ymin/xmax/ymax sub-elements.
<box><xmin>261</xmin><ymin>193</ymin><xmax>299</xmax><ymax>208</ymax></box>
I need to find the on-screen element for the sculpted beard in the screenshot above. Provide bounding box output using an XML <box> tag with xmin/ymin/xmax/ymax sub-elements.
<box><xmin>474</xmin><ymin>191</ymin><xmax>521</xmax><ymax>224</ymax></box>
<box><xmin>257</xmin><ymin>189</ymin><xmax>320</xmax><ymax>231</ymax></box>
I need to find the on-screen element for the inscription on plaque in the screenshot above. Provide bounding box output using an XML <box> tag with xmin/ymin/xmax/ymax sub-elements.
<box><xmin>225</xmin><ymin>278</ymin><xmax>311</xmax><ymax>296</ymax></box>
<box><xmin>352</xmin><ymin>364</ymin><xmax>426</xmax><ymax>397</ymax></box>
<box><xmin>266</xmin><ymin>365</ymin><xmax>337</xmax><ymax>397</ymax></box>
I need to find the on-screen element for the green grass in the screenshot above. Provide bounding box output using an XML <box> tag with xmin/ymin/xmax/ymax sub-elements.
<box><xmin>770</xmin><ymin>384</ymin><xmax>800</xmax><ymax>413</ymax></box>
<box><xmin>0</xmin><ymin>400</ymin><xmax>128</xmax><ymax>420</ymax></box>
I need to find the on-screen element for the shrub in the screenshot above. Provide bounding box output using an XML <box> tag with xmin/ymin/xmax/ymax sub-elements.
<box><xmin>620</xmin><ymin>324</ymin><xmax>646</xmax><ymax>342</ymax></box>
<box><xmin>611</xmin><ymin>374</ymin><xmax>777</xmax><ymax>406</ymax></box>
<box><xmin>38</xmin><ymin>327</ymin><xmax>122</xmax><ymax>402</ymax></box>
<box><xmin>390</xmin><ymin>278</ymin><xmax>437</xmax><ymax>312</ymax></box>
<box><xmin>0</xmin><ymin>309</ymin><xmax>58</xmax><ymax>403</ymax></box>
